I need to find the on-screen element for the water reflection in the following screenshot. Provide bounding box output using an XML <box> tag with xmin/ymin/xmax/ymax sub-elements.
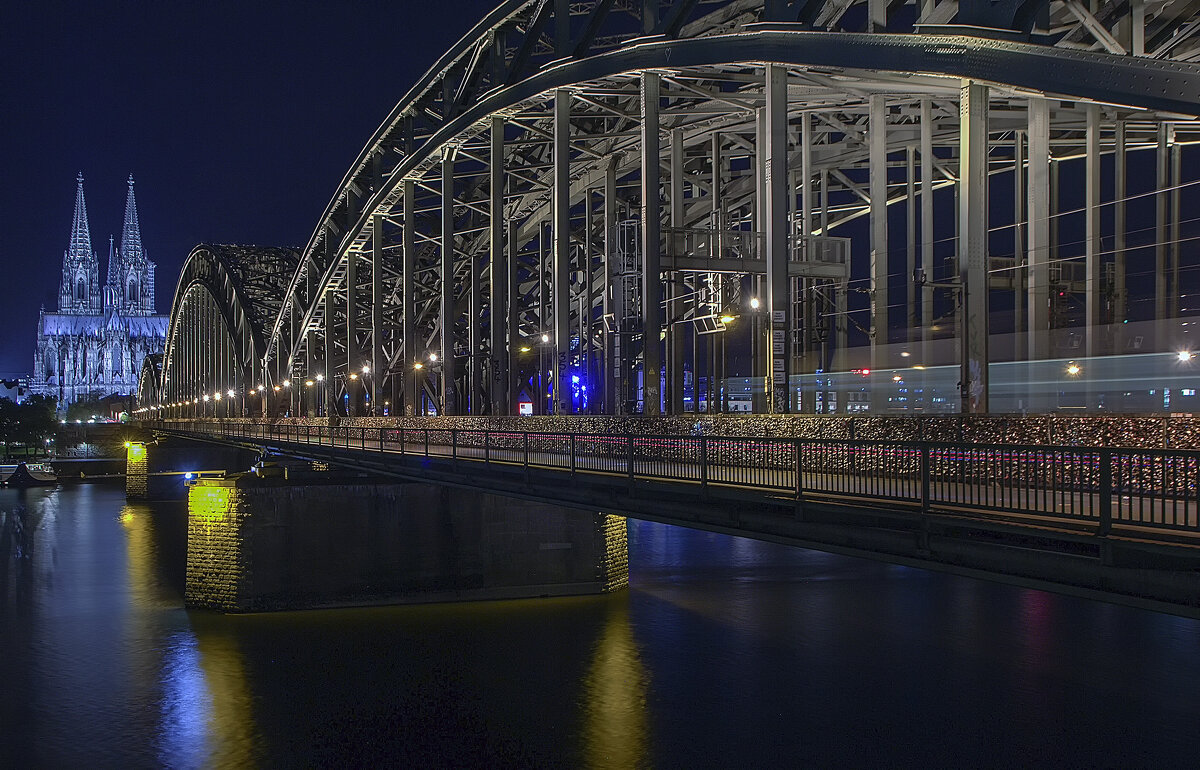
<box><xmin>582</xmin><ymin>595</ymin><xmax>649</xmax><ymax>769</ymax></box>
<box><xmin>6</xmin><ymin>485</ymin><xmax>1200</xmax><ymax>766</ymax></box>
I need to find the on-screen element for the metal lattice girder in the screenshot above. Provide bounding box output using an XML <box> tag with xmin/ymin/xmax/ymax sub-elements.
<box><xmin>176</xmin><ymin>0</ymin><xmax>1200</xmax><ymax>417</ymax></box>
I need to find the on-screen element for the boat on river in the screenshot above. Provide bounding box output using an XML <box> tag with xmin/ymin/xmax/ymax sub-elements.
<box><xmin>0</xmin><ymin>462</ymin><xmax>59</xmax><ymax>487</ymax></box>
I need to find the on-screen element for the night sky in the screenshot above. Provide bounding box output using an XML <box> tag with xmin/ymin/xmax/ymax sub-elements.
<box><xmin>0</xmin><ymin>1</ymin><xmax>498</xmax><ymax>376</ymax></box>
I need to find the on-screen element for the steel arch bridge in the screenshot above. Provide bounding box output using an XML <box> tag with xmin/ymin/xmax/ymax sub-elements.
<box><xmin>141</xmin><ymin>0</ymin><xmax>1200</xmax><ymax>420</ymax></box>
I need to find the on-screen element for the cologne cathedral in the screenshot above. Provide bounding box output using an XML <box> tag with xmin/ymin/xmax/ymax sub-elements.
<box><xmin>30</xmin><ymin>174</ymin><xmax>168</xmax><ymax>408</ymax></box>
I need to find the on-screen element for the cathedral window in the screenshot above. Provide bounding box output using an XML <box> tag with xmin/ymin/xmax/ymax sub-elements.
<box><xmin>128</xmin><ymin>279</ymin><xmax>139</xmax><ymax>303</ymax></box>
<box><xmin>76</xmin><ymin>277</ymin><xmax>86</xmax><ymax>302</ymax></box>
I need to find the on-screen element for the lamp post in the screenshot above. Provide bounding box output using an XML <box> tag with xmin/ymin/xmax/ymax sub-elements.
<box><xmin>315</xmin><ymin>373</ymin><xmax>325</xmax><ymax>417</ymax></box>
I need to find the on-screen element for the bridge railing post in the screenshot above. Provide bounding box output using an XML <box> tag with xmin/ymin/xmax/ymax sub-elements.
<box><xmin>794</xmin><ymin>438</ymin><xmax>802</xmax><ymax>503</ymax></box>
<box><xmin>570</xmin><ymin>434</ymin><xmax>577</xmax><ymax>477</ymax></box>
<box><xmin>627</xmin><ymin>435</ymin><xmax>635</xmax><ymax>491</ymax></box>
<box><xmin>485</xmin><ymin>431</ymin><xmax>490</xmax><ymax>465</ymax></box>
<box><xmin>920</xmin><ymin>443</ymin><xmax>931</xmax><ymax>513</ymax></box>
<box><xmin>424</xmin><ymin>429</ymin><xmax>430</xmax><ymax>459</ymax></box>
<box><xmin>452</xmin><ymin>429</ymin><xmax>458</xmax><ymax>469</ymax></box>
<box><xmin>523</xmin><ymin>432</ymin><xmax>530</xmax><ymax>485</ymax></box>
<box><xmin>1098</xmin><ymin>449</ymin><xmax>1113</xmax><ymax>536</ymax></box>
<box><xmin>700</xmin><ymin>436</ymin><xmax>708</xmax><ymax>495</ymax></box>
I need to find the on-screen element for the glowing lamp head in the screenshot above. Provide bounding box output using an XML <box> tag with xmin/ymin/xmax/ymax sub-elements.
<box><xmin>1066</xmin><ymin>363</ymin><xmax>1082</xmax><ymax>376</ymax></box>
<box><xmin>413</xmin><ymin>362</ymin><xmax>424</xmax><ymax>370</ymax></box>
<box><xmin>315</xmin><ymin>374</ymin><xmax>324</xmax><ymax>382</ymax></box>
<box><xmin>429</xmin><ymin>353</ymin><xmax>438</xmax><ymax>362</ymax></box>
<box><xmin>273</xmin><ymin>386</ymin><xmax>281</xmax><ymax>392</ymax></box>
<box><xmin>541</xmin><ymin>334</ymin><xmax>550</xmax><ymax>343</ymax></box>
<box><xmin>305</xmin><ymin>380</ymin><xmax>314</xmax><ymax>387</ymax></box>
<box><xmin>184</xmin><ymin>472</ymin><xmax>194</xmax><ymax>480</ymax></box>
<box><xmin>227</xmin><ymin>389</ymin><xmax>235</xmax><ymax>398</ymax></box>
<box><xmin>213</xmin><ymin>392</ymin><xmax>221</xmax><ymax>401</ymax></box>
<box><xmin>361</xmin><ymin>365</ymin><xmax>370</xmax><ymax>374</ymax></box>
<box><xmin>202</xmin><ymin>394</ymin><xmax>209</xmax><ymax>402</ymax></box>
<box><xmin>1178</xmin><ymin>350</ymin><xmax>1194</xmax><ymax>363</ymax></box>
<box><xmin>720</xmin><ymin>315</ymin><xmax>734</xmax><ymax>324</ymax></box>
<box><xmin>349</xmin><ymin>373</ymin><xmax>358</xmax><ymax>380</ymax></box>
<box><xmin>282</xmin><ymin>379</ymin><xmax>291</xmax><ymax>387</ymax></box>
<box><xmin>519</xmin><ymin>346</ymin><xmax>530</xmax><ymax>353</ymax></box>
<box><xmin>749</xmin><ymin>297</ymin><xmax>760</xmax><ymax>310</ymax></box>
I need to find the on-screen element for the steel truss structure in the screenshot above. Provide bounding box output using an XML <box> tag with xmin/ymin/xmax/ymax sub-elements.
<box><xmin>146</xmin><ymin>0</ymin><xmax>1200</xmax><ymax>419</ymax></box>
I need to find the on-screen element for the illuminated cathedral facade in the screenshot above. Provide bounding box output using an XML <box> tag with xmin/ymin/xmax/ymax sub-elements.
<box><xmin>31</xmin><ymin>174</ymin><xmax>168</xmax><ymax>408</ymax></box>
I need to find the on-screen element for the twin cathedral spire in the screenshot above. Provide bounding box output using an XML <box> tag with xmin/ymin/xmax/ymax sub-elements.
<box><xmin>60</xmin><ymin>173</ymin><xmax>156</xmax><ymax>316</ymax></box>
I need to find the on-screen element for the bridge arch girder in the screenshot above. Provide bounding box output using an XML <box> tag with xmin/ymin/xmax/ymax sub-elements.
<box><xmin>151</xmin><ymin>245</ymin><xmax>298</xmax><ymax>416</ymax></box>
<box><xmin>261</xmin><ymin>0</ymin><xmax>1200</xmax><ymax>417</ymax></box>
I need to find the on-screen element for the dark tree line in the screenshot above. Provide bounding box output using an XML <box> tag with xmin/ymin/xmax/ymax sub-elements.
<box><xmin>0</xmin><ymin>395</ymin><xmax>58</xmax><ymax>459</ymax></box>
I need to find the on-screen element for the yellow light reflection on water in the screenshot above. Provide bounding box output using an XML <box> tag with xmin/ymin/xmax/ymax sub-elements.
<box><xmin>582</xmin><ymin>596</ymin><xmax>649</xmax><ymax>769</ymax></box>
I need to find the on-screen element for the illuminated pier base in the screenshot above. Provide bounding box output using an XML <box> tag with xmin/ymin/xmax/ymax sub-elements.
<box><xmin>185</xmin><ymin>476</ymin><xmax>628</xmax><ymax>612</ymax></box>
<box><xmin>126</xmin><ymin>438</ymin><xmax>258</xmax><ymax>501</ymax></box>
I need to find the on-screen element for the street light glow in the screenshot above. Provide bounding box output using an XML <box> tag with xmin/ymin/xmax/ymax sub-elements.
<box><xmin>315</xmin><ymin>374</ymin><xmax>324</xmax><ymax>382</ymax></box>
<box><xmin>227</xmin><ymin>389</ymin><xmax>235</xmax><ymax>398</ymax></box>
<box><xmin>749</xmin><ymin>297</ymin><xmax>760</xmax><ymax>309</ymax></box>
<box><xmin>719</xmin><ymin>315</ymin><xmax>734</xmax><ymax>324</ymax></box>
<box><xmin>349</xmin><ymin>373</ymin><xmax>358</xmax><ymax>380</ymax></box>
<box><xmin>305</xmin><ymin>380</ymin><xmax>314</xmax><ymax>387</ymax></box>
<box><xmin>429</xmin><ymin>353</ymin><xmax>438</xmax><ymax>362</ymax></box>
<box><xmin>361</xmin><ymin>365</ymin><xmax>370</xmax><ymax>374</ymax></box>
<box><xmin>1178</xmin><ymin>350</ymin><xmax>1194</xmax><ymax>362</ymax></box>
<box><xmin>541</xmin><ymin>333</ymin><xmax>550</xmax><ymax>343</ymax></box>
<box><xmin>1066</xmin><ymin>362</ymin><xmax>1082</xmax><ymax>376</ymax></box>
<box><xmin>282</xmin><ymin>379</ymin><xmax>291</xmax><ymax>387</ymax></box>
<box><xmin>414</xmin><ymin>362</ymin><xmax>424</xmax><ymax>370</ymax></box>
<box><xmin>202</xmin><ymin>394</ymin><xmax>210</xmax><ymax>401</ymax></box>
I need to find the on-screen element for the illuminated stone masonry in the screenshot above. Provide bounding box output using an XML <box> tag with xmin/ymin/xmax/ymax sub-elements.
<box><xmin>185</xmin><ymin>474</ymin><xmax>628</xmax><ymax>612</ymax></box>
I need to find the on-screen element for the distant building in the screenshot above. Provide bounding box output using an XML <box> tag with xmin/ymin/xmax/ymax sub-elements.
<box><xmin>30</xmin><ymin>174</ymin><xmax>168</xmax><ymax>408</ymax></box>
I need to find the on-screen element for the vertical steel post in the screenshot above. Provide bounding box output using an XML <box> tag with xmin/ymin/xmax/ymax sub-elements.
<box><xmin>920</xmin><ymin>98</ymin><xmax>934</xmax><ymax>367</ymax></box>
<box><xmin>669</xmin><ymin>127</ymin><xmax>685</xmax><ymax>414</ymax></box>
<box><xmin>765</xmin><ymin>64</ymin><xmax>790</xmax><ymax>413</ymax></box>
<box><xmin>1171</xmin><ymin>131</ymin><xmax>1181</xmax><ymax>319</ymax></box>
<box><xmin>1114</xmin><ymin>121</ymin><xmax>1127</xmax><ymax>327</ymax></box>
<box><xmin>441</xmin><ymin>148</ymin><xmax>458</xmax><ymax>415</ymax></box>
<box><xmin>402</xmin><ymin>179</ymin><xmax>417</xmax><ymax>415</ymax></box>
<box><xmin>490</xmin><ymin>117</ymin><xmax>509</xmax><ymax>415</ymax></box>
<box><xmin>1013</xmin><ymin>129</ymin><xmax>1025</xmax><ymax>362</ymax></box>
<box><xmin>324</xmin><ymin>289</ymin><xmax>334</xmax><ymax>417</ymax></box>
<box><xmin>959</xmin><ymin>80</ymin><xmax>989</xmax><ymax>413</ymax></box>
<box><xmin>641</xmin><ymin>71</ymin><xmax>664</xmax><ymax>416</ymax></box>
<box><xmin>869</xmin><ymin>93</ymin><xmax>889</xmax><ymax>384</ymax></box>
<box><xmin>346</xmin><ymin>238</ymin><xmax>358</xmax><ymax>416</ymax></box>
<box><xmin>1084</xmin><ymin>104</ymin><xmax>1102</xmax><ymax>359</ymax></box>
<box><xmin>553</xmin><ymin>89</ymin><xmax>573</xmax><ymax>414</ymax></box>
<box><xmin>603</xmin><ymin>160</ymin><xmax>618</xmax><ymax>415</ymax></box>
<box><xmin>906</xmin><ymin>145</ymin><xmax>917</xmax><ymax>344</ymax></box>
<box><xmin>372</xmin><ymin>214</ymin><xmax>384</xmax><ymax>416</ymax></box>
<box><xmin>1156</xmin><ymin>123</ymin><xmax>1169</xmax><ymax>323</ymax></box>
<box><xmin>1027</xmin><ymin>98</ymin><xmax>1051</xmax><ymax>361</ymax></box>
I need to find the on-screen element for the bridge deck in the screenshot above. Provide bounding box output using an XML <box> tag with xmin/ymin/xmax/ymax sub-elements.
<box><xmin>155</xmin><ymin>421</ymin><xmax>1200</xmax><ymax>540</ymax></box>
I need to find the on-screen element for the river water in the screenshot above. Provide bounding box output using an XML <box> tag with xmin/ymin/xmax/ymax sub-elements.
<box><xmin>2</xmin><ymin>482</ymin><xmax>1199</xmax><ymax>767</ymax></box>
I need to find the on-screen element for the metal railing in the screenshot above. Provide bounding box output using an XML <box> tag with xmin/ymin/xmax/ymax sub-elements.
<box><xmin>150</xmin><ymin>420</ymin><xmax>1200</xmax><ymax>538</ymax></box>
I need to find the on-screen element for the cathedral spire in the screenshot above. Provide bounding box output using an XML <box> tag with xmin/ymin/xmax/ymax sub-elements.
<box><xmin>120</xmin><ymin>174</ymin><xmax>144</xmax><ymax>264</ymax></box>
<box><xmin>106</xmin><ymin>234</ymin><xmax>118</xmax><ymax>285</ymax></box>
<box><xmin>67</xmin><ymin>172</ymin><xmax>94</xmax><ymax>261</ymax></box>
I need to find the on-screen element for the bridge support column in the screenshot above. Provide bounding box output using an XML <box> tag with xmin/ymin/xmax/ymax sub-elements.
<box><xmin>125</xmin><ymin>441</ymin><xmax>148</xmax><ymax>500</ymax></box>
<box><xmin>959</xmin><ymin>80</ymin><xmax>989</xmax><ymax>413</ymax></box>
<box><xmin>765</xmin><ymin>63</ymin><xmax>791</xmax><ymax>413</ymax></box>
<box><xmin>403</xmin><ymin>179</ymin><xmax>418</xmax><ymax>416</ymax></box>
<box><xmin>490</xmin><ymin>117</ymin><xmax>510</xmax><ymax>415</ymax></box>
<box><xmin>185</xmin><ymin>476</ymin><xmax>629</xmax><ymax>612</ymax></box>
<box><xmin>441</xmin><ymin>148</ymin><xmax>458</xmax><ymax>415</ymax></box>
<box><xmin>640</xmin><ymin>71</ymin><xmax>663</xmax><ymax>416</ymax></box>
<box><xmin>1027</xmin><ymin>97</ymin><xmax>1051</xmax><ymax>362</ymax></box>
<box><xmin>868</xmin><ymin>93</ymin><xmax>888</xmax><ymax>401</ymax></box>
<box><xmin>553</xmin><ymin>89</ymin><xmax>573</xmax><ymax>415</ymax></box>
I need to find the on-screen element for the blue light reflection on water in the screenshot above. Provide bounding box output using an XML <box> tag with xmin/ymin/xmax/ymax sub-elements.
<box><xmin>4</xmin><ymin>485</ymin><xmax>1200</xmax><ymax>766</ymax></box>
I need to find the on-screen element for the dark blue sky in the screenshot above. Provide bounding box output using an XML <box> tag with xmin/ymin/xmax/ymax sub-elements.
<box><xmin>0</xmin><ymin>0</ymin><xmax>498</xmax><ymax>375</ymax></box>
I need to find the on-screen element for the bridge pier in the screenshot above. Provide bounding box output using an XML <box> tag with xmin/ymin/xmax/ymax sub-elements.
<box><xmin>185</xmin><ymin>475</ymin><xmax>628</xmax><ymax>612</ymax></box>
<box><xmin>126</xmin><ymin>438</ymin><xmax>259</xmax><ymax>501</ymax></box>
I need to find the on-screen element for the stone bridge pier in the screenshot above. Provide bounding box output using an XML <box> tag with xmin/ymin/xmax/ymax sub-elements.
<box><xmin>185</xmin><ymin>475</ymin><xmax>628</xmax><ymax>612</ymax></box>
<box><xmin>125</xmin><ymin>437</ymin><xmax>259</xmax><ymax>500</ymax></box>
<box><xmin>129</xmin><ymin>438</ymin><xmax>627</xmax><ymax>612</ymax></box>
